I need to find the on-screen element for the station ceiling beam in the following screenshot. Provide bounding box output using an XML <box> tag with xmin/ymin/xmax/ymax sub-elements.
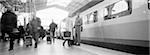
<box><xmin>70</xmin><ymin>0</ymin><xmax>104</xmax><ymax>17</ymax></box>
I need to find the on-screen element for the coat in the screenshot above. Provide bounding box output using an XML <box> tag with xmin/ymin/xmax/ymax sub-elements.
<box><xmin>30</xmin><ymin>17</ymin><xmax>41</xmax><ymax>34</ymax></box>
<box><xmin>49</xmin><ymin>22</ymin><xmax>57</xmax><ymax>32</ymax></box>
<box><xmin>1</xmin><ymin>11</ymin><xmax>17</xmax><ymax>33</ymax></box>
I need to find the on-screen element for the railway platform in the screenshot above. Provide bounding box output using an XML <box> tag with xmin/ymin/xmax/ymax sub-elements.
<box><xmin>0</xmin><ymin>38</ymin><xmax>133</xmax><ymax>55</ymax></box>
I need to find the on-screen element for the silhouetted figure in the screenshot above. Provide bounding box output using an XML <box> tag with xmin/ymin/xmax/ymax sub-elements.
<box><xmin>17</xmin><ymin>25</ymin><xmax>25</xmax><ymax>43</ymax></box>
<box><xmin>49</xmin><ymin>20</ymin><xmax>57</xmax><ymax>43</ymax></box>
<box><xmin>30</xmin><ymin>17</ymin><xmax>41</xmax><ymax>48</ymax></box>
<box><xmin>1</xmin><ymin>6</ymin><xmax>17</xmax><ymax>51</ymax></box>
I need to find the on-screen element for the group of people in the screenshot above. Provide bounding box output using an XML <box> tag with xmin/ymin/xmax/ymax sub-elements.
<box><xmin>0</xmin><ymin>3</ymin><xmax>47</xmax><ymax>51</ymax></box>
<box><xmin>0</xmin><ymin>8</ymin><xmax>58</xmax><ymax>51</ymax></box>
<box><xmin>0</xmin><ymin>1</ymin><xmax>82</xmax><ymax>51</ymax></box>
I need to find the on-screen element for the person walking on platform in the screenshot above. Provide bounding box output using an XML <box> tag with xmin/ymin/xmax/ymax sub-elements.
<box><xmin>49</xmin><ymin>19</ymin><xmax>57</xmax><ymax>43</ymax></box>
<box><xmin>30</xmin><ymin>17</ymin><xmax>41</xmax><ymax>48</ymax></box>
<box><xmin>74</xmin><ymin>14</ymin><xmax>82</xmax><ymax>46</ymax></box>
<box><xmin>1</xmin><ymin>5</ymin><xmax>18</xmax><ymax>51</ymax></box>
<box><xmin>17</xmin><ymin>25</ymin><xmax>25</xmax><ymax>44</ymax></box>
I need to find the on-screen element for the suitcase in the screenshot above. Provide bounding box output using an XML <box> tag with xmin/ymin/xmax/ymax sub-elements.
<box><xmin>47</xmin><ymin>35</ymin><xmax>51</xmax><ymax>43</ymax></box>
<box><xmin>63</xmin><ymin>31</ymin><xmax>71</xmax><ymax>37</ymax></box>
<box><xmin>25</xmin><ymin>35</ymin><xmax>32</xmax><ymax>47</ymax></box>
<box><xmin>68</xmin><ymin>39</ymin><xmax>75</xmax><ymax>47</ymax></box>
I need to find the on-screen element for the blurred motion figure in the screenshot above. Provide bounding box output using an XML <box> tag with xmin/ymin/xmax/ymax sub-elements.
<box><xmin>49</xmin><ymin>19</ymin><xmax>57</xmax><ymax>43</ymax></box>
<box><xmin>30</xmin><ymin>17</ymin><xmax>41</xmax><ymax>48</ymax></box>
<box><xmin>1</xmin><ymin>5</ymin><xmax>17</xmax><ymax>51</ymax></box>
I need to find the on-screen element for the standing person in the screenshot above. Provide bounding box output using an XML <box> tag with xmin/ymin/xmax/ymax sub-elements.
<box><xmin>17</xmin><ymin>25</ymin><xmax>25</xmax><ymax>44</ymax></box>
<box><xmin>49</xmin><ymin>19</ymin><xmax>57</xmax><ymax>43</ymax></box>
<box><xmin>30</xmin><ymin>17</ymin><xmax>41</xmax><ymax>48</ymax></box>
<box><xmin>1</xmin><ymin>6</ymin><xmax>17</xmax><ymax>51</ymax></box>
<box><xmin>74</xmin><ymin>14</ymin><xmax>82</xmax><ymax>46</ymax></box>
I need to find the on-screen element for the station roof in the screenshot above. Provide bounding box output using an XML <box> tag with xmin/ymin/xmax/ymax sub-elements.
<box><xmin>69</xmin><ymin>0</ymin><xmax>104</xmax><ymax>17</ymax></box>
<box><xmin>0</xmin><ymin>0</ymin><xmax>103</xmax><ymax>17</ymax></box>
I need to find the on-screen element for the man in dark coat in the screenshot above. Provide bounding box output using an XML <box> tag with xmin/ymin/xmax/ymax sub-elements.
<box><xmin>49</xmin><ymin>20</ymin><xmax>57</xmax><ymax>43</ymax></box>
<box><xmin>1</xmin><ymin>6</ymin><xmax>17</xmax><ymax>51</ymax></box>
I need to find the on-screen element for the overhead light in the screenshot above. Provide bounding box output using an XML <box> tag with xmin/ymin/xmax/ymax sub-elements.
<box><xmin>47</xmin><ymin>0</ymin><xmax>71</xmax><ymax>7</ymax></box>
<box><xmin>20</xmin><ymin>0</ymin><xmax>27</xmax><ymax>3</ymax></box>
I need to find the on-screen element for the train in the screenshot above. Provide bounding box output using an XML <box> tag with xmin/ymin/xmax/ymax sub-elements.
<box><xmin>68</xmin><ymin>0</ymin><xmax>149</xmax><ymax>54</ymax></box>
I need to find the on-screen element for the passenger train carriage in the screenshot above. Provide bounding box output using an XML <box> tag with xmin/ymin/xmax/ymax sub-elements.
<box><xmin>71</xmin><ymin>0</ymin><xmax>149</xmax><ymax>54</ymax></box>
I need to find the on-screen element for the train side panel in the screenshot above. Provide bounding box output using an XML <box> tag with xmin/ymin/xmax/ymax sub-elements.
<box><xmin>79</xmin><ymin>0</ymin><xmax>149</xmax><ymax>54</ymax></box>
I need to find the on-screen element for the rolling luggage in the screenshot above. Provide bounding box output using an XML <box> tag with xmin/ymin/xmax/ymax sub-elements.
<box><xmin>47</xmin><ymin>35</ymin><xmax>51</xmax><ymax>44</ymax></box>
<box><xmin>68</xmin><ymin>40</ymin><xmax>74</xmax><ymax>46</ymax></box>
<box><xmin>63</xmin><ymin>31</ymin><xmax>74</xmax><ymax>47</ymax></box>
<box><xmin>24</xmin><ymin>35</ymin><xmax>32</xmax><ymax>47</ymax></box>
<box><xmin>63</xmin><ymin>31</ymin><xmax>71</xmax><ymax>37</ymax></box>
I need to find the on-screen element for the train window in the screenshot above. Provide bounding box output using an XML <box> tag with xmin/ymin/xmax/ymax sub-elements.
<box><xmin>103</xmin><ymin>8</ymin><xmax>108</xmax><ymax>16</ymax></box>
<box><xmin>88</xmin><ymin>13</ymin><xmax>94</xmax><ymax>23</ymax></box>
<box><xmin>93</xmin><ymin>11</ymin><xmax>98</xmax><ymax>22</ymax></box>
<box><xmin>88</xmin><ymin>11</ymin><xmax>98</xmax><ymax>23</ymax></box>
<box><xmin>112</xmin><ymin>0</ymin><xmax>132</xmax><ymax>18</ymax></box>
<box><xmin>104</xmin><ymin>4</ymin><xmax>114</xmax><ymax>20</ymax></box>
<box><xmin>104</xmin><ymin>0</ymin><xmax>132</xmax><ymax>20</ymax></box>
<box><xmin>148</xmin><ymin>0</ymin><xmax>150</xmax><ymax>9</ymax></box>
<box><xmin>85</xmin><ymin>11</ymin><xmax>98</xmax><ymax>24</ymax></box>
<box><xmin>86</xmin><ymin>14</ymin><xmax>90</xmax><ymax>24</ymax></box>
<box><xmin>111</xmin><ymin>0</ymin><xmax>128</xmax><ymax>14</ymax></box>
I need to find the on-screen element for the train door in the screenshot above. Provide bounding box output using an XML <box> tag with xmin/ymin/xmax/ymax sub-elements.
<box><xmin>80</xmin><ymin>10</ymin><xmax>101</xmax><ymax>41</ymax></box>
